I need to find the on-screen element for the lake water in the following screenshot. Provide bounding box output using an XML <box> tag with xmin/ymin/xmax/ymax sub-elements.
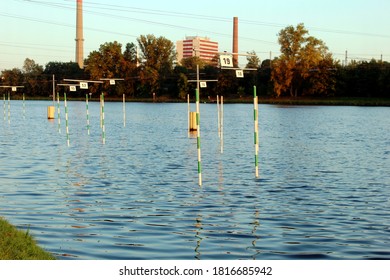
<box><xmin>1</xmin><ymin>100</ymin><xmax>389</xmax><ymax>260</ymax></box>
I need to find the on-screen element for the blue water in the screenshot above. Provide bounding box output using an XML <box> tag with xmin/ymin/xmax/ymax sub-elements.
<box><xmin>1</xmin><ymin>100</ymin><xmax>389</xmax><ymax>259</ymax></box>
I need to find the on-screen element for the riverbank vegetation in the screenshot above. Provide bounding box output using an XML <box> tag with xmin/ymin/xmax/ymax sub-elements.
<box><xmin>1</xmin><ymin>24</ymin><xmax>389</xmax><ymax>105</ymax></box>
<box><xmin>0</xmin><ymin>217</ymin><xmax>55</xmax><ymax>260</ymax></box>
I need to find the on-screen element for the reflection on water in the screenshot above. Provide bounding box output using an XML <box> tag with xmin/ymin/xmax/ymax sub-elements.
<box><xmin>1</xmin><ymin>101</ymin><xmax>390</xmax><ymax>260</ymax></box>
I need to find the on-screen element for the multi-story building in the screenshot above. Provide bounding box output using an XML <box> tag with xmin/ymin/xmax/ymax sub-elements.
<box><xmin>176</xmin><ymin>36</ymin><xmax>219</xmax><ymax>64</ymax></box>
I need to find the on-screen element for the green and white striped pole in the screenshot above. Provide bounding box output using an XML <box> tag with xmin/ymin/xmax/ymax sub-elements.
<box><xmin>86</xmin><ymin>93</ymin><xmax>90</xmax><ymax>135</ymax></box>
<box><xmin>57</xmin><ymin>92</ymin><xmax>61</xmax><ymax>134</ymax></box>
<box><xmin>101</xmin><ymin>92</ymin><xmax>106</xmax><ymax>144</ymax></box>
<box><xmin>64</xmin><ymin>92</ymin><xmax>70</xmax><ymax>147</ymax></box>
<box><xmin>196</xmin><ymin>88</ymin><xmax>202</xmax><ymax>186</ymax></box>
<box><xmin>253</xmin><ymin>86</ymin><xmax>259</xmax><ymax>178</ymax></box>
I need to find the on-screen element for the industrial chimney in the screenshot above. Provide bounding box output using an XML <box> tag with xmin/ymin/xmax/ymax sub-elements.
<box><xmin>232</xmin><ymin>17</ymin><xmax>238</xmax><ymax>67</ymax></box>
<box><xmin>75</xmin><ymin>0</ymin><xmax>84</xmax><ymax>69</ymax></box>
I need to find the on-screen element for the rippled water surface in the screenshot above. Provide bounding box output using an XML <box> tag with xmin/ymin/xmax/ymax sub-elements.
<box><xmin>1</xmin><ymin>100</ymin><xmax>389</xmax><ymax>260</ymax></box>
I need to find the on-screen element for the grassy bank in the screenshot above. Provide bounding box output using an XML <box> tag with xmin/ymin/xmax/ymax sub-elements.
<box><xmin>0</xmin><ymin>218</ymin><xmax>55</xmax><ymax>260</ymax></box>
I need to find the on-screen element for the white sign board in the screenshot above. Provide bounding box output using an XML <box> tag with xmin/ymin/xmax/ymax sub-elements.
<box><xmin>220</xmin><ymin>54</ymin><xmax>234</xmax><ymax>67</ymax></box>
<box><xmin>109</xmin><ymin>79</ymin><xmax>116</xmax><ymax>85</ymax></box>
<box><xmin>80</xmin><ymin>82</ymin><xmax>88</xmax><ymax>89</ymax></box>
<box><xmin>70</xmin><ymin>86</ymin><xmax>77</xmax><ymax>92</ymax></box>
<box><xmin>236</xmin><ymin>69</ymin><xmax>244</xmax><ymax>78</ymax></box>
<box><xmin>12</xmin><ymin>87</ymin><xmax>17</xmax><ymax>92</ymax></box>
<box><xmin>200</xmin><ymin>82</ymin><xmax>207</xmax><ymax>88</ymax></box>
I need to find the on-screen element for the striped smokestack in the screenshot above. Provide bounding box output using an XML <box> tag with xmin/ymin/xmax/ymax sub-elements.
<box><xmin>76</xmin><ymin>0</ymin><xmax>84</xmax><ymax>69</ymax></box>
<box><xmin>232</xmin><ymin>16</ymin><xmax>238</xmax><ymax>67</ymax></box>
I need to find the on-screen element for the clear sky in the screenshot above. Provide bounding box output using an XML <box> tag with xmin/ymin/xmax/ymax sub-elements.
<box><xmin>1</xmin><ymin>0</ymin><xmax>390</xmax><ymax>70</ymax></box>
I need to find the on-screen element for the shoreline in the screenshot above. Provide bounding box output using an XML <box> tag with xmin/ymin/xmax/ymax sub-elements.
<box><xmin>8</xmin><ymin>95</ymin><xmax>390</xmax><ymax>106</ymax></box>
<box><xmin>0</xmin><ymin>217</ymin><xmax>55</xmax><ymax>260</ymax></box>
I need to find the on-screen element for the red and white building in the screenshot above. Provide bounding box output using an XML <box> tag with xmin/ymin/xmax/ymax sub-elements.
<box><xmin>176</xmin><ymin>36</ymin><xmax>219</xmax><ymax>64</ymax></box>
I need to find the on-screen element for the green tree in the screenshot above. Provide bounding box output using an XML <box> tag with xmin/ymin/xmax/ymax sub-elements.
<box><xmin>180</xmin><ymin>56</ymin><xmax>207</xmax><ymax>70</ymax></box>
<box><xmin>1</xmin><ymin>68</ymin><xmax>24</xmax><ymax>86</ymax></box>
<box><xmin>44</xmin><ymin>62</ymin><xmax>84</xmax><ymax>80</ymax></box>
<box><xmin>246</xmin><ymin>51</ymin><xmax>260</xmax><ymax>69</ymax></box>
<box><xmin>122</xmin><ymin>42</ymin><xmax>139</xmax><ymax>97</ymax></box>
<box><xmin>23</xmin><ymin>58</ymin><xmax>45</xmax><ymax>96</ymax></box>
<box><xmin>137</xmin><ymin>34</ymin><xmax>176</xmax><ymax>96</ymax></box>
<box><xmin>85</xmin><ymin>41</ymin><xmax>127</xmax><ymax>95</ymax></box>
<box><xmin>271</xmin><ymin>23</ymin><xmax>336</xmax><ymax>97</ymax></box>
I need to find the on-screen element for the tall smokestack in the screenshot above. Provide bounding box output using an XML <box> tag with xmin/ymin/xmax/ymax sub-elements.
<box><xmin>232</xmin><ymin>17</ymin><xmax>238</xmax><ymax>67</ymax></box>
<box><xmin>76</xmin><ymin>0</ymin><xmax>84</xmax><ymax>69</ymax></box>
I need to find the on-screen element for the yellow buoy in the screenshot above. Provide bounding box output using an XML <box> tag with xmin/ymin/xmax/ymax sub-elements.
<box><xmin>189</xmin><ymin>111</ymin><xmax>197</xmax><ymax>131</ymax></box>
<box><xmin>47</xmin><ymin>105</ymin><xmax>55</xmax><ymax>119</ymax></box>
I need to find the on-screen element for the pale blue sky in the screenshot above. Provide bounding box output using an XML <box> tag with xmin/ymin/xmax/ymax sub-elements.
<box><xmin>1</xmin><ymin>0</ymin><xmax>389</xmax><ymax>70</ymax></box>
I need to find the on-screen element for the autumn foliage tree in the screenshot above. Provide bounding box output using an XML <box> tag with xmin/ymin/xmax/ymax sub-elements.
<box><xmin>272</xmin><ymin>23</ymin><xmax>336</xmax><ymax>97</ymax></box>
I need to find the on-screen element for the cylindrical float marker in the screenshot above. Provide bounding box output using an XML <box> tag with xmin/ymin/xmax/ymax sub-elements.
<box><xmin>57</xmin><ymin>92</ymin><xmax>61</xmax><ymax>133</ymax></box>
<box><xmin>64</xmin><ymin>92</ymin><xmax>70</xmax><ymax>147</ymax></box>
<box><xmin>47</xmin><ymin>105</ymin><xmax>55</xmax><ymax>119</ymax></box>
<box><xmin>196</xmin><ymin>88</ymin><xmax>202</xmax><ymax>186</ymax></box>
<box><xmin>86</xmin><ymin>93</ymin><xmax>90</xmax><ymax>135</ymax></box>
<box><xmin>253</xmin><ymin>86</ymin><xmax>259</xmax><ymax>178</ymax></box>
<box><xmin>101</xmin><ymin>92</ymin><xmax>106</xmax><ymax>144</ymax></box>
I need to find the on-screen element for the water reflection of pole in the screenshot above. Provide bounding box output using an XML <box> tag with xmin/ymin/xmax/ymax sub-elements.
<box><xmin>253</xmin><ymin>86</ymin><xmax>259</xmax><ymax>178</ymax></box>
<box><xmin>195</xmin><ymin>214</ymin><xmax>203</xmax><ymax>260</ymax></box>
<box><xmin>251</xmin><ymin>209</ymin><xmax>260</xmax><ymax>259</ymax></box>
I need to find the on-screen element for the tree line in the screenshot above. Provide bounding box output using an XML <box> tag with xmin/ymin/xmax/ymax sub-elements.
<box><xmin>1</xmin><ymin>25</ymin><xmax>389</xmax><ymax>100</ymax></box>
